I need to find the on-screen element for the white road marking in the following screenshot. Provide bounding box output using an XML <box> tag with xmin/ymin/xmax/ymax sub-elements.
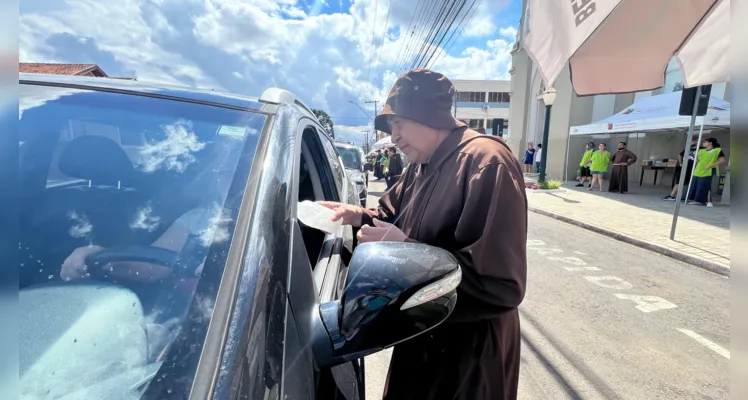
<box><xmin>614</xmin><ymin>294</ymin><xmax>677</xmax><ymax>313</ymax></box>
<box><xmin>677</xmin><ymin>328</ymin><xmax>730</xmax><ymax>359</ymax></box>
<box><xmin>547</xmin><ymin>256</ymin><xmax>587</xmax><ymax>266</ymax></box>
<box><xmin>564</xmin><ymin>266</ymin><xmax>602</xmax><ymax>271</ymax></box>
<box><xmin>527</xmin><ymin>239</ymin><xmax>546</xmax><ymax>247</ymax></box>
<box><xmin>574</xmin><ymin>251</ymin><xmax>588</xmax><ymax>255</ymax></box>
<box><xmin>532</xmin><ymin>248</ymin><xmax>565</xmax><ymax>256</ymax></box>
<box><xmin>584</xmin><ymin>276</ymin><xmax>633</xmax><ymax>290</ymax></box>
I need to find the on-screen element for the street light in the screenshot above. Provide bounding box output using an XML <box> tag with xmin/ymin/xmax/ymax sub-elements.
<box><xmin>538</xmin><ymin>88</ymin><xmax>556</xmax><ymax>183</ymax></box>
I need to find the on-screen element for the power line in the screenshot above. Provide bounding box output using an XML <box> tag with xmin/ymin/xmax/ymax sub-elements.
<box><xmin>430</xmin><ymin>0</ymin><xmax>482</xmax><ymax>70</ymax></box>
<box><xmin>393</xmin><ymin>0</ymin><xmax>430</xmax><ymax>74</ymax></box>
<box><xmin>409</xmin><ymin>0</ymin><xmax>454</xmax><ymax>71</ymax></box>
<box><xmin>396</xmin><ymin>0</ymin><xmax>443</xmax><ymax>74</ymax></box>
<box><xmin>422</xmin><ymin>0</ymin><xmax>470</xmax><ymax>69</ymax></box>
<box><xmin>366</xmin><ymin>0</ymin><xmax>380</xmax><ymax>85</ymax></box>
<box><xmin>389</xmin><ymin>0</ymin><xmax>424</xmax><ymax>74</ymax></box>
<box><xmin>374</xmin><ymin>0</ymin><xmax>393</xmax><ymax>85</ymax></box>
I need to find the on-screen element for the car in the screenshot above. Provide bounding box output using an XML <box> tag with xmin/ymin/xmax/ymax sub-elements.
<box><xmin>334</xmin><ymin>141</ymin><xmax>367</xmax><ymax>206</ymax></box>
<box><xmin>17</xmin><ymin>74</ymin><xmax>462</xmax><ymax>400</ymax></box>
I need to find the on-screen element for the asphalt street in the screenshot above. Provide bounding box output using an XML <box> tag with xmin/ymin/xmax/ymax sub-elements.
<box><xmin>362</xmin><ymin>176</ymin><xmax>730</xmax><ymax>400</ymax></box>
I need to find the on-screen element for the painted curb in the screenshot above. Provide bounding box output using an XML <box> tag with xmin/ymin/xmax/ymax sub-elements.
<box><xmin>529</xmin><ymin>207</ymin><xmax>730</xmax><ymax>278</ymax></box>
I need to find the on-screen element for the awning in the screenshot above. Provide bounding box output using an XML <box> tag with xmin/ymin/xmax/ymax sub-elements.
<box><xmin>372</xmin><ymin>136</ymin><xmax>392</xmax><ymax>150</ymax></box>
<box><xmin>569</xmin><ymin>91</ymin><xmax>730</xmax><ymax>136</ymax></box>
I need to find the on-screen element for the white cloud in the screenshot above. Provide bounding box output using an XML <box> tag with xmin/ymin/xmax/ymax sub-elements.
<box><xmin>136</xmin><ymin>120</ymin><xmax>206</xmax><ymax>173</ymax></box>
<box><xmin>20</xmin><ymin>0</ymin><xmax>517</xmax><ymax>121</ymax></box>
<box><xmin>499</xmin><ymin>26</ymin><xmax>518</xmax><ymax>39</ymax></box>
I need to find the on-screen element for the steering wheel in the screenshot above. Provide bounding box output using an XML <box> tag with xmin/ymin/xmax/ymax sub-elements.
<box><xmin>84</xmin><ymin>245</ymin><xmax>196</xmax><ymax>280</ymax></box>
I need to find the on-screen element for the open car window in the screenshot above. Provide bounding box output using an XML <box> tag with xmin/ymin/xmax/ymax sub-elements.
<box><xmin>17</xmin><ymin>84</ymin><xmax>266</xmax><ymax>399</ymax></box>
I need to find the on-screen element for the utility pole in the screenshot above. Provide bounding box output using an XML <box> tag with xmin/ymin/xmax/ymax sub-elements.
<box><xmin>365</xmin><ymin>100</ymin><xmax>379</xmax><ymax>140</ymax></box>
<box><xmin>361</xmin><ymin>129</ymin><xmax>371</xmax><ymax>154</ymax></box>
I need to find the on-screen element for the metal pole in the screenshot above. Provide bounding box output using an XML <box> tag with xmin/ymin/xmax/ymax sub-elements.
<box><xmin>538</xmin><ymin>104</ymin><xmax>552</xmax><ymax>183</ymax></box>
<box><xmin>684</xmin><ymin>119</ymin><xmax>705</xmax><ymax>202</ymax></box>
<box><xmin>670</xmin><ymin>85</ymin><xmax>702</xmax><ymax>240</ymax></box>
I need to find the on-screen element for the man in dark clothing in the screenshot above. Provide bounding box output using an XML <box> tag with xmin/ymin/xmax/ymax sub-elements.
<box><xmin>374</xmin><ymin>150</ymin><xmax>383</xmax><ymax>180</ymax></box>
<box><xmin>318</xmin><ymin>69</ymin><xmax>527</xmax><ymax>400</ymax></box>
<box><xmin>608</xmin><ymin>142</ymin><xmax>637</xmax><ymax>193</ymax></box>
<box><xmin>385</xmin><ymin>146</ymin><xmax>404</xmax><ymax>189</ymax></box>
<box><xmin>663</xmin><ymin>135</ymin><xmax>699</xmax><ymax>201</ymax></box>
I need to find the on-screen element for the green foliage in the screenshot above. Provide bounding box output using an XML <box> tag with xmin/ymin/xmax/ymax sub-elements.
<box><xmin>538</xmin><ymin>180</ymin><xmax>563</xmax><ymax>190</ymax></box>
<box><xmin>311</xmin><ymin>108</ymin><xmax>335</xmax><ymax>139</ymax></box>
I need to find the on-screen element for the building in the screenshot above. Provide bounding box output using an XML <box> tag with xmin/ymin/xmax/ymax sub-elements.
<box><xmin>508</xmin><ymin>0</ymin><xmax>730</xmax><ymax>201</ymax></box>
<box><xmin>452</xmin><ymin>79</ymin><xmax>511</xmax><ymax>136</ymax></box>
<box><xmin>19</xmin><ymin>63</ymin><xmax>135</xmax><ymax>80</ymax></box>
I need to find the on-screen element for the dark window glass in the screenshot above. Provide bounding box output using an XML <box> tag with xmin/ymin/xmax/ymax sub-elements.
<box><xmin>18</xmin><ymin>84</ymin><xmax>266</xmax><ymax>398</ymax></box>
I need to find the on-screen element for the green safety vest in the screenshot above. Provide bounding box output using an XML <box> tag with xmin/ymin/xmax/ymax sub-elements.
<box><xmin>693</xmin><ymin>147</ymin><xmax>722</xmax><ymax>178</ymax></box>
<box><xmin>590</xmin><ymin>150</ymin><xmax>611</xmax><ymax>172</ymax></box>
<box><xmin>580</xmin><ymin>149</ymin><xmax>594</xmax><ymax>167</ymax></box>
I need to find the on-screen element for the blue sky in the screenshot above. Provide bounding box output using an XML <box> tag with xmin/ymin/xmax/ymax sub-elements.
<box><xmin>20</xmin><ymin>0</ymin><xmax>521</xmax><ymax>144</ymax></box>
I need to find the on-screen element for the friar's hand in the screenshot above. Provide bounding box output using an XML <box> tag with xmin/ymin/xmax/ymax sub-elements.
<box><xmin>357</xmin><ymin>219</ymin><xmax>408</xmax><ymax>243</ymax></box>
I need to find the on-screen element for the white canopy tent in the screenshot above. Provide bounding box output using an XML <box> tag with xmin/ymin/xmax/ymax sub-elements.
<box><xmin>569</xmin><ymin>91</ymin><xmax>730</xmax><ymax>136</ymax></box>
<box><xmin>372</xmin><ymin>135</ymin><xmax>393</xmax><ymax>150</ymax></box>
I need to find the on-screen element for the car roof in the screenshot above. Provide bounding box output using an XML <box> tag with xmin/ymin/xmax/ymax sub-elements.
<box><xmin>20</xmin><ymin>73</ymin><xmax>267</xmax><ymax>112</ymax></box>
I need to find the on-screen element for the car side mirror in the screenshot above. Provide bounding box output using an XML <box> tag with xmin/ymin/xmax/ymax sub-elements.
<box><xmin>316</xmin><ymin>242</ymin><xmax>461</xmax><ymax>365</ymax></box>
<box><xmin>363</xmin><ymin>162</ymin><xmax>373</xmax><ymax>172</ymax></box>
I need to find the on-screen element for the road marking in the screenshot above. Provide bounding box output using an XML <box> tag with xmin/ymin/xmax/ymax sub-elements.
<box><xmin>532</xmin><ymin>248</ymin><xmax>564</xmax><ymax>256</ymax></box>
<box><xmin>614</xmin><ymin>294</ymin><xmax>677</xmax><ymax>313</ymax></box>
<box><xmin>677</xmin><ymin>328</ymin><xmax>730</xmax><ymax>359</ymax></box>
<box><xmin>547</xmin><ymin>256</ymin><xmax>587</xmax><ymax>266</ymax></box>
<box><xmin>584</xmin><ymin>276</ymin><xmax>633</xmax><ymax>290</ymax></box>
<box><xmin>565</xmin><ymin>266</ymin><xmax>601</xmax><ymax>271</ymax></box>
<box><xmin>527</xmin><ymin>239</ymin><xmax>546</xmax><ymax>247</ymax></box>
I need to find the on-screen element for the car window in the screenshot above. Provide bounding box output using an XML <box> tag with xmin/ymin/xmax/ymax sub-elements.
<box><xmin>318</xmin><ymin>132</ymin><xmax>346</xmax><ymax>196</ymax></box>
<box><xmin>17</xmin><ymin>84</ymin><xmax>266</xmax><ymax>400</ymax></box>
<box><xmin>335</xmin><ymin>145</ymin><xmax>362</xmax><ymax>171</ymax></box>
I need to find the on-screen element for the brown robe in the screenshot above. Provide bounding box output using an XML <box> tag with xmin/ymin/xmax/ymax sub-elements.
<box><xmin>362</xmin><ymin>127</ymin><xmax>528</xmax><ymax>400</ymax></box>
<box><xmin>608</xmin><ymin>149</ymin><xmax>638</xmax><ymax>193</ymax></box>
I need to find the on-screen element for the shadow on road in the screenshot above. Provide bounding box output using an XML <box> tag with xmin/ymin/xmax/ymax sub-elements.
<box><xmin>519</xmin><ymin>308</ymin><xmax>622</xmax><ymax>400</ymax></box>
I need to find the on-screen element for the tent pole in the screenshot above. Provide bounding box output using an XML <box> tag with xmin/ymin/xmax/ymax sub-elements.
<box><xmin>670</xmin><ymin>85</ymin><xmax>702</xmax><ymax>240</ymax></box>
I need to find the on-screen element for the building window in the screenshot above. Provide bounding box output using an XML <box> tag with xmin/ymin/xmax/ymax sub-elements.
<box><xmin>488</xmin><ymin>92</ymin><xmax>511</xmax><ymax>102</ymax></box>
<box><xmin>465</xmin><ymin>119</ymin><xmax>485</xmax><ymax>129</ymax></box>
<box><xmin>456</xmin><ymin>91</ymin><xmax>486</xmax><ymax>102</ymax></box>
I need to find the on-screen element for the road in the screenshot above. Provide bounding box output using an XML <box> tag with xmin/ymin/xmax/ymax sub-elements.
<box><xmin>363</xmin><ymin>177</ymin><xmax>730</xmax><ymax>400</ymax></box>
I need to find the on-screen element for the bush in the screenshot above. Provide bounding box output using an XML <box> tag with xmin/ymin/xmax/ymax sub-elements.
<box><xmin>538</xmin><ymin>180</ymin><xmax>563</xmax><ymax>190</ymax></box>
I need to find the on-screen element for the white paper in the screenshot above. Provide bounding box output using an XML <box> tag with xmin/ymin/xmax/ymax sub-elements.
<box><xmin>297</xmin><ymin>201</ymin><xmax>342</xmax><ymax>234</ymax></box>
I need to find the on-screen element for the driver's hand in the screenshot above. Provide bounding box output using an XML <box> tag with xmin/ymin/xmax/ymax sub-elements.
<box><xmin>61</xmin><ymin>245</ymin><xmax>103</xmax><ymax>281</ymax></box>
<box><xmin>317</xmin><ymin>201</ymin><xmax>365</xmax><ymax>228</ymax></box>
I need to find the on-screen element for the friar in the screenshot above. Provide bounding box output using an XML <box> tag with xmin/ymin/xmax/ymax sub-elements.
<box><xmin>609</xmin><ymin>142</ymin><xmax>638</xmax><ymax>193</ymax></box>
<box><xmin>319</xmin><ymin>69</ymin><xmax>527</xmax><ymax>400</ymax></box>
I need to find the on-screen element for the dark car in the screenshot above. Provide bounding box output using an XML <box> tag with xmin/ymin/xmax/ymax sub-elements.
<box><xmin>17</xmin><ymin>74</ymin><xmax>462</xmax><ymax>399</ymax></box>
<box><xmin>335</xmin><ymin>141</ymin><xmax>367</xmax><ymax>206</ymax></box>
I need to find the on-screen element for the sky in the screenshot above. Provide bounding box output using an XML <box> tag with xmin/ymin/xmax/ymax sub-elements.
<box><xmin>19</xmin><ymin>0</ymin><xmax>522</xmax><ymax>145</ymax></box>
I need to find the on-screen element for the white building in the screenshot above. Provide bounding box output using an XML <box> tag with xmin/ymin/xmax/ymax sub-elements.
<box><xmin>508</xmin><ymin>0</ymin><xmax>730</xmax><ymax>203</ymax></box>
<box><xmin>452</xmin><ymin>79</ymin><xmax>511</xmax><ymax>136</ymax></box>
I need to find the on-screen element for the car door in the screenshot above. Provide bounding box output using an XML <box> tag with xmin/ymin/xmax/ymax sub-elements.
<box><xmin>283</xmin><ymin>121</ymin><xmax>362</xmax><ymax>400</ymax></box>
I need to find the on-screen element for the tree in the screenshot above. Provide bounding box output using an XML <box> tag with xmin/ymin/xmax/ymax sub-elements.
<box><xmin>311</xmin><ymin>108</ymin><xmax>335</xmax><ymax>139</ymax></box>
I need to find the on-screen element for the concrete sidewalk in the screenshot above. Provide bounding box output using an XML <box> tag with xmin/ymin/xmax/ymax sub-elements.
<box><xmin>524</xmin><ymin>179</ymin><xmax>730</xmax><ymax>276</ymax></box>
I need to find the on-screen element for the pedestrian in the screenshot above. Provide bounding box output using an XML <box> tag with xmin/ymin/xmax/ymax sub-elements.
<box><xmin>385</xmin><ymin>146</ymin><xmax>404</xmax><ymax>189</ymax></box>
<box><xmin>374</xmin><ymin>149</ymin><xmax>383</xmax><ymax>180</ymax></box>
<box><xmin>576</xmin><ymin>142</ymin><xmax>595</xmax><ymax>187</ymax></box>
<box><xmin>686</xmin><ymin>138</ymin><xmax>726</xmax><ymax>206</ymax></box>
<box><xmin>608</xmin><ymin>142</ymin><xmax>638</xmax><ymax>193</ymax></box>
<box><xmin>534</xmin><ymin>144</ymin><xmax>543</xmax><ymax>173</ymax></box>
<box><xmin>381</xmin><ymin>149</ymin><xmax>391</xmax><ymax>178</ymax></box>
<box><xmin>318</xmin><ymin>69</ymin><xmax>527</xmax><ymax>400</ymax></box>
<box><xmin>523</xmin><ymin>142</ymin><xmax>536</xmax><ymax>173</ymax></box>
<box><xmin>588</xmin><ymin>143</ymin><xmax>611</xmax><ymax>192</ymax></box>
<box><xmin>663</xmin><ymin>136</ymin><xmax>699</xmax><ymax>201</ymax></box>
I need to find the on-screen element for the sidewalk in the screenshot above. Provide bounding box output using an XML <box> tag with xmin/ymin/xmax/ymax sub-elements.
<box><xmin>524</xmin><ymin>178</ymin><xmax>730</xmax><ymax>276</ymax></box>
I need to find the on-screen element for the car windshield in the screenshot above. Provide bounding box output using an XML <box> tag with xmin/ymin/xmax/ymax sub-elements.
<box><xmin>18</xmin><ymin>84</ymin><xmax>265</xmax><ymax>399</ymax></box>
<box><xmin>336</xmin><ymin>145</ymin><xmax>362</xmax><ymax>170</ymax></box>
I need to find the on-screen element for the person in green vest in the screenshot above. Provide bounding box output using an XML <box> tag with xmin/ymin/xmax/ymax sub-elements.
<box><xmin>687</xmin><ymin>137</ymin><xmax>726</xmax><ymax>206</ymax></box>
<box><xmin>380</xmin><ymin>149</ymin><xmax>391</xmax><ymax>177</ymax></box>
<box><xmin>588</xmin><ymin>143</ymin><xmax>611</xmax><ymax>192</ymax></box>
<box><xmin>576</xmin><ymin>142</ymin><xmax>595</xmax><ymax>187</ymax></box>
